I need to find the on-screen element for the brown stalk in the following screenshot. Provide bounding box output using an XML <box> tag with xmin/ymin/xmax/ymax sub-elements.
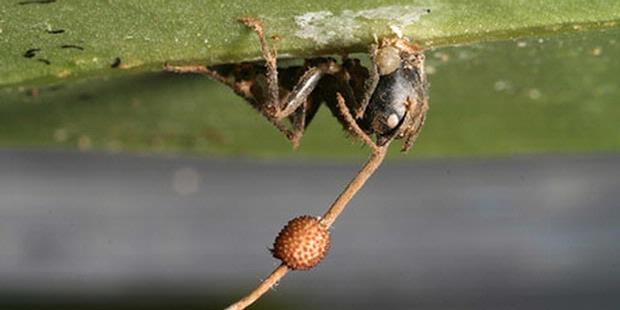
<box><xmin>224</xmin><ymin>146</ymin><xmax>388</xmax><ymax>310</ymax></box>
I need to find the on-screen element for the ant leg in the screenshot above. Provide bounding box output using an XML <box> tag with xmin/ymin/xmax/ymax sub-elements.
<box><xmin>335</xmin><ymin>93</ymin><xmax>380</xmax><ymax>153</ymax></box>
<box><xmin>262</xmin><ymin>66</ymin><xmax>322</xmax><ymax>146</ymax></box>
<box><xmin>164</xmin><ymin>64</ymin><xmax>235</xmax><ymax>88</ymax></box>
<box><xmin>401</xmin><ymin>117</ymin><xmax>425</xmax><ymax>151</ymax></box>
<box><xmin>165</xmin><ymin>63</ymin><xmax>297</xmax><ymax>143</ymax></box>
<box><xmin>353</xmin><ymin>44</ymin><xmax>380</xmax><ymax>119</ymax></box>
<box><xmin>163</xmin><ymin>63</ymin><xmax>259</xmax><ymax>101</ymax></box>
<box><xmin>401</xmin><ymin>98</ymin><xmax>429</xmax><ymax>152</ymax></box>
<box><xmin>269</xmin><ymin>65</ymin><xmax>330</xmax><ymax>148</ymax></box>
<box><xmin>276</xmin><ymin>67</ymin><xmax>324</xmax><ymax>119</ymax></box>
<box><xmin>239</xmin><ymin>17</ymin><xmax>280</xmax><ymax>115</ymax></box>
<box><xmin>287</xmin><ymin>102</ymin><xmax>307</xmax><ymax>149</ymax></box>
<box><xmin>239</xmin><ymin>17</ymin><xmax>309</xmax><ymax>147</ymax></box>
<box><xmin>302</xmin><ymin>95</ymin><xmax>322</xmax><ymax>129</ymax></box>
<box><xmin>238</xmin><ymin>19</ymin><xmax>344</xmax><ymax>141</ymax></box>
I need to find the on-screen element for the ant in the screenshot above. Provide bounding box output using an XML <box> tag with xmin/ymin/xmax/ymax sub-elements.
<box><xmin>165</xmin><ymin>17</ymin><xmax>429</xmax><ymax>153</ymax></box>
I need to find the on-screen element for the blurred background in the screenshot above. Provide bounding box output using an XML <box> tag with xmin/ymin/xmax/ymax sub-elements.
<box><xmin>1</xmin><ymin>29</ymin><xmax>619</xmax><ymax>309</ymax></box>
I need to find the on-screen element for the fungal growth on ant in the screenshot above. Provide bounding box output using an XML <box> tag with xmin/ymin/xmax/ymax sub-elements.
<box><xmin>271</xmin><ymin>215</ymin><xmax>330</xmax><ymax>270</ymax></box>
<box><xmin>165</xmin><ymin>17</ymin><xmax>429</xmax><ymax>310</ymax></box>
<box><xmin>165</xmin><ymin>17</ymin><xmax>428</xmax><ymax>153</ymax></box>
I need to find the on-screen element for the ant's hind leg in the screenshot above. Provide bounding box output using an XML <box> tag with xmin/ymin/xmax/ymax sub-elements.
<box><xmin>164</xmin><ymin>64</ymin><xmax>234</xmax><ymax>88</ymax></box>
<box><xmin>287</xmin><ymin>104</ymin><xmax>306</xmax><ymax>149</ymax></box>
<box><xmin>335</xmin><ymin>93</ymin><xmax>380</xmax><ymax>153</ymax></box>
<box><xmin>238</xmin><ymin>17</ymin><xmax>280</xmax><ymax>115</ymax></box>
<box><xmin>164</xmin><ymin>63</ymin><xmax>260</xmax><ymax>105</ymax></box>
<box><xmin>165</xmin><ymin>63</ymin><xmax>297</xmax><ymax>145</ymax></box>
<box><xmin>287</xmin><ymin>95</ymin><xmax>324</xmax><ymax>148</ymax></box>
<box><xmin>164</xmin><ymin>63</ymin><xmax>251</xmax><ymax>100</ymax></box>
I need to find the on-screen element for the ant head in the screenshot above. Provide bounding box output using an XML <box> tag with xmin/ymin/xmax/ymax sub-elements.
<box><xmin>375</xmin><ymin>37</ymin><xmax>421</xmax><ymax>76</ymax></box>
<box><xmin>375</xmin><ymin>45</ymin><xmax>401</xmax><ymax>76</ymax></box>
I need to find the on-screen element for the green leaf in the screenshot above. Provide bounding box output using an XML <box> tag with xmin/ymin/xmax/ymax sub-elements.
<box><xmin>2</xmin><ymin>27</ymin><xmax>619</xmax><ymax>158</ymax></box>
<box><xmin>1</xmin><ymin>1</ymin><xmax>619</xmax><ymax>158</ymax></box>
<box><xmin>1</xmin><ymin>0</ymin><xmax>619</xmax><ymax>87</ymax></box>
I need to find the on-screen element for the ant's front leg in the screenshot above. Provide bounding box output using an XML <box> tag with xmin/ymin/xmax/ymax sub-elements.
<box><xmin>241</xmin><ymin>17</ymin><xmax>337</xmax><ymax>121</ymax></box>
<box><xmin>165</xmin><ymin>61</ymin><xmax>298</xmax><ymax>145</ymax></box>
<box><xmin>335</xmin><ymin>93</ymin><xmax>381</xmax><ymax>153</ymax></box>
<box><xmin>168</xmin><ymin>18</ymin><xmax>325</xmax><ymax>149</ymax></box>
<box><xmin>163</xmin><ymin>64</ymin><xmax>236</xmax><ymax>93</ymax></box>
<box><xmin>241</xmin><ymin>17</ymin><xmax>327</xmax><ymax>149</ymax></box>
<box><xmin>349</xmin><ymin>44</ymin><xmax>380</xmax><ymax>120</ymax></box>
<box><xmin>238</xmin><ymin>17</ymin><xmax>281</xmax><ymax>116</ymax></box>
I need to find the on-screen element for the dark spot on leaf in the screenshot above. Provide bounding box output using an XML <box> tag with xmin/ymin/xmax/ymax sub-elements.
<box><xmin>46</xmin><ymin>29</ymin><xmax>65</xmax><ymax>34</ymax></box>
<box><xmin>37</xmin><ymin>58</ymin><xmax>51</xmax><ymax>65</ymax></box>
<box><xmin>61</xmin><ymin>44</ymin><xmax>84</xmax><ymax>50</ymax></box>
<box><xmin>23</xmin><ymin>48</ymin><xmax>40</xmax><ymax>58</ymax></box>
<box><xmin>18</xmin><ymin>0</ymin><xmax>56</xmax><ymax>4</ymax></box>
<box><xmin>111</xmin><ymin>57</ymin><xmax>122</xmax><ymax>68</ymax></box>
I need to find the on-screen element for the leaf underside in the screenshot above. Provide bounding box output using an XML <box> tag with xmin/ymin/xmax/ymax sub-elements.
<box><xmin>1</xmin><ymin>1</ymin><xmax>619</xmax><ymax>158</ymax></box>
<box><xmin>1</xmin><ymin>0</ymin><xmax>619</xmax><ymax>87</ymax></box>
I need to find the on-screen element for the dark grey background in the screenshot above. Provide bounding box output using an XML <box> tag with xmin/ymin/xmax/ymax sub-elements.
<box><xmin>1</xmin><ymin>150</ymin><xmax>619</xmax><ymax>309</ymax></box>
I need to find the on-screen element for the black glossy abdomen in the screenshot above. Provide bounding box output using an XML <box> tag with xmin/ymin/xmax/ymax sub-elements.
<box><xmin>364</xmin><ymin>66</ymin><xmax>419</xmax><ymax>142</ymax></box>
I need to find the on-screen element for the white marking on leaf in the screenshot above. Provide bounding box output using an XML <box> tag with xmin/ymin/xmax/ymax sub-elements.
<box><xmin>294</xmin><ymin>5</ymin><xmax>431</xmax><ymax>46</ymax></box>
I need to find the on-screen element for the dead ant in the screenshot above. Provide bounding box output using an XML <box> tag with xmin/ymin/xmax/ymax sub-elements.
<box><xmin>165</xmin><ymin>17</ymin><xmax>429</xmax><ymax>153</ymax></box>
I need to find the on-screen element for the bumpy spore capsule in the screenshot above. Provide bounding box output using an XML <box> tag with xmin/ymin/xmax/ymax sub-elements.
<box><xmin>272</xmin><ymin>215</ymin><xmax>331</xmax><ymax>270</ymax></box>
